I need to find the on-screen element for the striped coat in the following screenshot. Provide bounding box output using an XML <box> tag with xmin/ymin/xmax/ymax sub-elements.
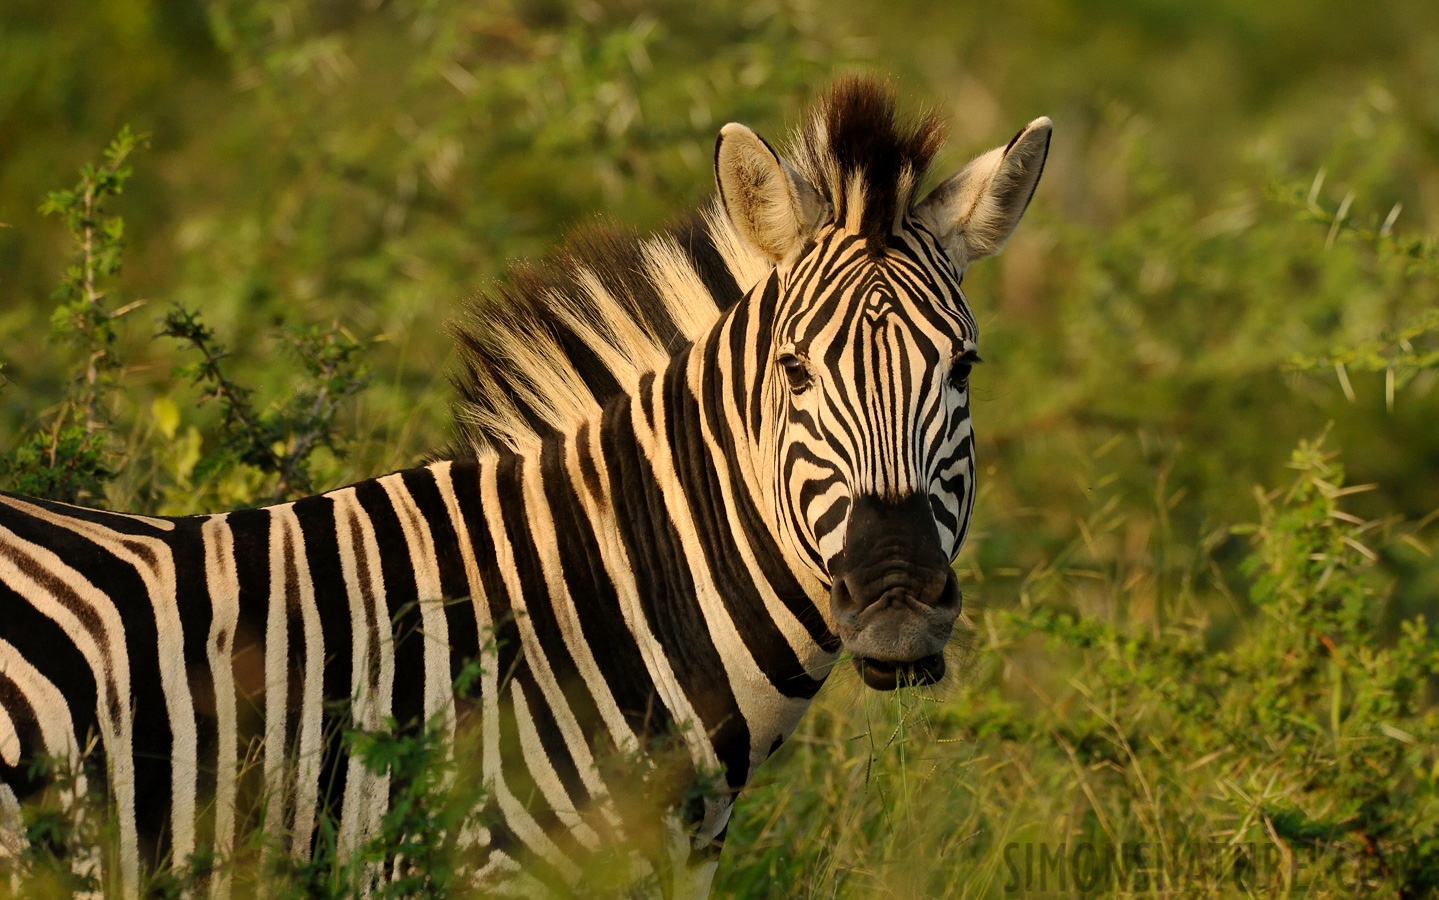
<box><xmin>0</xmin><ymin>77</ymin><xmax>1050</xmax><ymax>897</ymax></box>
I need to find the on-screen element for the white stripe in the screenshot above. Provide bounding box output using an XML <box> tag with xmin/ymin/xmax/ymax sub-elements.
<box><xmin>477</xmin><ymin>461</ymin><xmax>580</xmax><ymax>879</ymax></box>
<box><xmin>0</xmin><ymin>703</ymin><xmax>17</xmax><ymax>768</ymax></box>
<box><xmin>510</xmin><ymin>681</ymin><xmax>600</xmax><ymax>850</ymax></box>
<box><xmin>201</xmin><ymin>515</ymin><xmax>239</xmax><ymax>900</ymax></box>
<box><xmin>328</xmin><ymin>488</ymin><xmax>394</xmax><ymax>862</ymax></box>
<box><xmin>377</xmin><ymin>473</ymin><xmax>453</xmax><ymax>736</ymax></box>
<box><xmin>271</xmin><ymin>507</ymin><xmax>324</xmax><ymax>860</ymax></box>
<box><xmin>261</xmin><ymin>505</ymin><xmax>290</xmax><ymax>843</ymax></box>
<box><xmin>15</xmin><ymin>498</ymin><xmax>175</xmax><ymax>532</ymax></box>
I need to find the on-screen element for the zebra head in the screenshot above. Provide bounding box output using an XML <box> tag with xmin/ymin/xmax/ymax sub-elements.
<box><xmin>716</xmin><ymin>82</ymin><xmax>1050</xmax><ymax>690</ymax></box>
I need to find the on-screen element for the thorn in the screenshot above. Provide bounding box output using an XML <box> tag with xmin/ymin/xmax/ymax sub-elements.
<box><xmin>1380</xmin><ymin>202</ymin><xmax>1402</xmax><ymax>236</ymax></box>
<box><xmin>1306</xmin><ymin>168</ymin><xmax>1327</xmax><ymax>210</ymax></box>
<box><xmin>1334</xmin><ymin>363</ymin><xmax>1355</xmax><ymax>402</ymax></box>
<box><xmin>1325</xmin><ymin>190</ymin><xmax>1354</xmax><ymax>250</ymax></box>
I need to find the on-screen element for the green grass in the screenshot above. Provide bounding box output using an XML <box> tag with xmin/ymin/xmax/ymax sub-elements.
<box><xmin>716</xmin><ymin>437</ymin><xmax>1439</xmax><ymax>899</ymax></box>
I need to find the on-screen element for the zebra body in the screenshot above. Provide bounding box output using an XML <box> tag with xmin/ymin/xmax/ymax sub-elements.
<box><xmin>0</xmin><ymin>78</ymin><xmax>1050</xmax><ymax>897</ymax></box>
<box><xmin>0</xmin><ymin>410</ymin><xmax>827</xmax><ymax>894</ymax></box>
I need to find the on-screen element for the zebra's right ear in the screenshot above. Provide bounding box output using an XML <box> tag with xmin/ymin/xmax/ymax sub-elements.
<box><xmin>715</xmin><ymin>123</ymin><xmax>825</xmax><ymax>262</ymax></box>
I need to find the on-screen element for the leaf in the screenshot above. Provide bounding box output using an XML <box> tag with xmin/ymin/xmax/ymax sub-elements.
<box><xmin>152</xmin><ymin>396</ymin><xmax>181</xmax><ymax>440</ymax></box>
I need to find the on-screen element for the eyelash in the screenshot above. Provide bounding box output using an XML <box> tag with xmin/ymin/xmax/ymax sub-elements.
<box><xmin>776</xmin><ymin>351</ymin><xmax>812</xmax><ymax>393</ymax></box>
<box><xmin>948</xmin><ymin>352</ymin><xmax>981</xmax><ymax>388</ymax></box>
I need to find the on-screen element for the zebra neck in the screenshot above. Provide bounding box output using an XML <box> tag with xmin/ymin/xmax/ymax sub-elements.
<box><xmin>575</xmin><ymin>347</ymin><xmax>840</xmax><ymax>786</ymax></box>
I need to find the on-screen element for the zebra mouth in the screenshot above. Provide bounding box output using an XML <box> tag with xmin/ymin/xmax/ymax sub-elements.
<box><xmin>852</xmin><ymin>653</ymin><xmax>946</xmax><ymax>691</ymax></box>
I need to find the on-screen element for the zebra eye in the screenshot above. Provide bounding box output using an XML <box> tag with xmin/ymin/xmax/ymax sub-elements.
<box><xmin>777</xmin><ymin>352</ymin><xmax>812</xmax><ymax>393</ymax></box>
<box><xmin>948</xmin><ymin>351</ymin><xmax>980</xmax><ymax>390</ymax></box>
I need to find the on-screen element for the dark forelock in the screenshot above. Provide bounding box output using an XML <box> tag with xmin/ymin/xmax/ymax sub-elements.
<box><xmin>787</xmin><ymin>76</ymin><xmax>948</xmax><ymax>252</ymax></box>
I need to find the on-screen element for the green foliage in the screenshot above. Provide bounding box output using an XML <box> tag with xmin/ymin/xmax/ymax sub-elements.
<box><xmin>5</xmin><ymin>747</ymin><xmax>113</xmax><ymax>897</ymax></box>
<box><xmin>0</xmin><ymin>127</ymin><xmax>144</xmax><ymax>503</ymax></box>
<box><xmin>999</xmin><ymin>437</ymin><xmax>1439</xmax><ymax>889</ymax></box>
<box><xmin>269</xmin><ymin>667</ymin><xmax>492</xmax><ymax>899</ymax></box>
<box><xmin>0</xmin><ymin>418</ymin><xmax>115</xmax><ymax>504</ymax></box>
<box><xmin>0</xmin><ymin>129</ymin><xmax>375</xmax><ymax>511</ymax></box>
<box><xmin>161</xmin><ymin>305</ymin><xmax>371</xmax><ymax>503</ymax></box>
<box><xmin>37</xmin><ymin>124</ymin><xmax>144</xmax><ymax>402</ymax></box>
<box><xmin>1285</xmin><ymin>192</ymin><xmax>1439</xmax><ymax>402</ymax></box>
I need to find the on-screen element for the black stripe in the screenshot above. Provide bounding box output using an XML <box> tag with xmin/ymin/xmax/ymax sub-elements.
<box><xmin>448</xmin><ymin>460</ymin><xmax>523</xmax><ymax>695</ymax></box>
<box><xmin>745</xmin><ymin>273</ymin><xmax>780</xmax><ymax>436</ymax></box>
<box><xmin>0</xmin><ymin>579</ymin><xmax>102</xmax><ymax>802</ymax></box>
<box><xmin>0</xmin><ymin>494</ymin><xmax>173</xmax><ymax>536</ymax></box>
<box><xmin>604</xmin><ymin>387</ymin><xmax>751</xmax><ymax>793</ymax></box>
<box><xmin>354</xmin><ymin>479</ymin><xmax>423</xmax><ymax>733</ymax></box>
<box><xmin>401</xmin><ymin>468</ymin><xmax>469</xmax><ymax>603</ymax></box>
<box><xmin>171</xmin><ymin>519</ymin><xmax>217</xmax><ymax>852</ymax></box>
<box><xmin>668</xmin><ymin>348</ymin><xmax>822</xmax><ymax>699</ymax></box>
<box><xmin>491</xmin><ymin>453</ymin><xmax>605</xmax><ymax>778</ymax></box>
<box><xmin>573</xmin><ymin>423</ymin><xmax>605</xmax><ymax>506</ymax></box>
<box><xmin>222</xmin><ymin>506</ymin><xmax>271</xmax><ymax>836</ymax></box>
<box><xmin>285</xmin><ymin>496</ymin><xmax>351</xmax><ymax>833</ymax></box>
<box><xmin>543</xmin><ymin>433</ymin><xmax>677</xmax><ymax>755</ymax></box>
<box><xmin>279</xmin><ymin>523</ymin><xmax>303</xmax><ymax>834</ymax></box>
<box><xmin>401</xmin><ymin>466</ymin><xmax>484</xmax><ymax>710</ymax></box>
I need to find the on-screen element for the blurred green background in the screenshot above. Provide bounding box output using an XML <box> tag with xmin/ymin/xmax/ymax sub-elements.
<box><xmin>2</xmin><ymin>0</ymin><xmax>1439</xmax><ymax>896</ymax></box>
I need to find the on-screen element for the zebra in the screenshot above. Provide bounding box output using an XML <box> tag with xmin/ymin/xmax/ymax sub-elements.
<box><xmin>0</xmin><ymin>77</ymin><xmax>1049</xmax><ymax>897</ymax></box>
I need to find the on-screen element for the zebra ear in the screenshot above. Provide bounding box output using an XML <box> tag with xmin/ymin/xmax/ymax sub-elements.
<box><xmin>915</xmin><ymin>116</ymin><xmax>1051</xmax><ymax>267</ymax></box>
<box><xmin>715</xmin><ymin>123</ymin><xmax>825</xmax><ymax>262</ymax></box>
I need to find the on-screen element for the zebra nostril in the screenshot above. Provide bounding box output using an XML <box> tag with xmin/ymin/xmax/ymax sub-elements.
<box><xmin>895</xmin><ymin>568</ymin><xmax>958</xmax><ymax>611</ymax></box>
<box><xmin>915</xmin><ymin>572</ymin><xmax>945</xmax><ymax>608</ymax></box>
<box><xmin>932</xmin><ymin>571</ymin><xmax>961</xmax><ymax>611</ymax></box>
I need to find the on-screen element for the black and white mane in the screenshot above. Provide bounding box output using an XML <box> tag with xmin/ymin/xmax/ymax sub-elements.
<box><xmin>450</xmin><ymin>76</ymin><xmax>950</xmax><ymax>454</ymax></box>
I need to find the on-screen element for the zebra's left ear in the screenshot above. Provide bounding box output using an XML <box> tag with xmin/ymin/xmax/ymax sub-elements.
<box><xmin>915</xmin><ymin>117</ymin><xmax>1051</xmax><ymax>268</ymax></box>
<box><xmin>715</xmin><ymin>123</ymin><xmax>826</xmax><ymax>262</ymax></box>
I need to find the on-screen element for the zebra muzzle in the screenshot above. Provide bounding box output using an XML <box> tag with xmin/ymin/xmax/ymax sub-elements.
<box><xmin>828</xmin><ymin>493</ymin><xmax>962</xmax><ymax>691</ymax></box>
